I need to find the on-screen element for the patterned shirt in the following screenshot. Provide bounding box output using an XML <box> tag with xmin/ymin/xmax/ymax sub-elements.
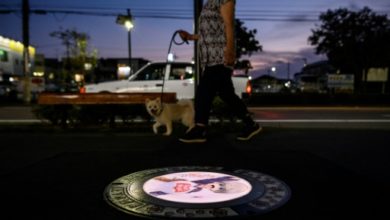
<box><xmin>198</xmin><ymin>0</ymin><xmax>235</xmax><ymax>70</ymax></box>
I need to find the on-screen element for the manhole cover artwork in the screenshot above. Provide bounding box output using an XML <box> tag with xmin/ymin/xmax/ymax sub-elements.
<box><xmin>104</xmin><ymin>166</ymin><xmax>291</xmax><ymax>219</ymax></box>
<box><xmin>143</xmin><ymin>171</ymin><xmax>252</xmax><ymax>204</ymax></box>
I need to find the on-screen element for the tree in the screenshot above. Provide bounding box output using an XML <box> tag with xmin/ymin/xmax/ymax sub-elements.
<box><xmin>235</xmin><ymin>19</ymin><xmax>262</xmax><ymax>73</ymax></box>
<box><xmin>235</xmin><ymin>19</ymin><xmax>262</xmax><ymax>59</ymax></box>
<box><xmin>50</xmin><ymin>28</ymin><xmax>98</xmax><ymax>84</ymax></box>
<box><xmin>308</xmin><ymin>7</ymin><xmax>390</xmax><ymax>92</ymax></box>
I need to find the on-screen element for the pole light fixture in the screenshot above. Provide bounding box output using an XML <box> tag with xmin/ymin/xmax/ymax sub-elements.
<box><xmin>124</xmin><ymin>20</ymin><xmax>134</xmax><ymax>30</ymax></box>
<box><xmin>116</xmin><ymin>14</ymin><xmax>133</xmax><ymax>30</ymax></box>
<box><xmin>116</xmin><ymin>10</ymin><xmax>134</xmax><ymax>72</ymax></box>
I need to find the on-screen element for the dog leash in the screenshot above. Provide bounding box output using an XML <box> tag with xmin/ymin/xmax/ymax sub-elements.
<box><xmin>160</xmin><ymin>31</ymin><xmax>188</xmax><ymax>106</ymax></box>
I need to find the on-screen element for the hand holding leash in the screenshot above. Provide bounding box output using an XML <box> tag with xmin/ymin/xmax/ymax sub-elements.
<box><xmin>177</xmin><ymin>30</ymin><xmax>191</xmax><ymax>44</ymax></box>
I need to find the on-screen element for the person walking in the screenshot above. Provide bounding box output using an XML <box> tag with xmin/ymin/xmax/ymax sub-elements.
<box><xmin>177</xmin><ymin>0</ymin><xmax>262</xmax><ymax>143</ymax></box>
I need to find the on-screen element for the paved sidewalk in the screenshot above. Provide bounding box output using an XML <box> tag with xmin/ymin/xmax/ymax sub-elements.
<box><xmin>2</xmin><ymin>105</ymin><xmax>390</xmax><ymax>129</ymax></box>
<box><xmin>0</xmin><ymin>125</ymin><xmax>389</xmax><ymax>219</ymax></box>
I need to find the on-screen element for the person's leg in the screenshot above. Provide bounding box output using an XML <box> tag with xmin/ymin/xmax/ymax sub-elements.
<box><xmin>179</xmin><ymin>66</ymin><xmax>218</xmax><ymax>143</ymax></box>
<box><xmin>194</xmin><ymin>66</ymin><xmax>219</xmax><ymax>125</ymax></box>
<box><xmin>216</xmin><ymin>65</ymin><xmax>251</xmax><ymax>120</ymax></box>
<box><xmin>216</xmin><ymin>65</ymin><xmax>262</xmax><ymax>140</ymax></box>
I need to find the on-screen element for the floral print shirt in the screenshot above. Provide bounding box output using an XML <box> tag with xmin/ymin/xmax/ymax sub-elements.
<box><xmin>198</xmin><ymin>0</ymin><xmax>235</xmax><ymax>70</ymax></box>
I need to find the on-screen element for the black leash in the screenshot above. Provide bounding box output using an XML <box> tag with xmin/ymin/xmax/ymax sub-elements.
<box><xmin>160</xmin><ymin>31</ymin><xmax>188</xmax><ymax>104</ymax></box>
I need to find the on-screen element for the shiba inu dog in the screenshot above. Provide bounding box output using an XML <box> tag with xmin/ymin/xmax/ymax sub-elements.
<box><xmin>145</xmin><ymin>97</ymin><xmax>195</xmax><ymax>136</ymax></box>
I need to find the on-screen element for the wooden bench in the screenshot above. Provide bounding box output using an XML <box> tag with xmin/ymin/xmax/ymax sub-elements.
<box><xmin>37</xmin><ymin>92</ymin><xmax>177</xmax><ymax>105</ymax></box>
<box><xmin>36</xmin><ymin>92</ymin><xmax>177</xmax><ymax>127</ymax></box>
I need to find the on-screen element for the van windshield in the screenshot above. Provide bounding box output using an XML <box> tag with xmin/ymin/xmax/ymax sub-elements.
<box><xmin>133</xmin><ymin>64</ymin><xmax>166</xmax><ymax>81</ymax></box>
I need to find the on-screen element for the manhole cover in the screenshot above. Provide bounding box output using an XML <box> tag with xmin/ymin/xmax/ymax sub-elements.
<box><xmin>104</xmin><ymin>166</ymin><xmax>290</xmax><ymax>218</ymax></box>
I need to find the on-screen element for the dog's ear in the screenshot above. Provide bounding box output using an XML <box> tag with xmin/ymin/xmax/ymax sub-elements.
<box><xmin>145</xmin><ymin>98</ymin><xmax>150</xmax><ymax>104</ymax></box>
<box><xmin>156</xmin><ymin>97</ymin><xmax>161</xmax><ymax>104</ymax></box>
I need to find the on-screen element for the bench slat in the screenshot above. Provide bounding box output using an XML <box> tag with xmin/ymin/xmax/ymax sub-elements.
<box><xmin>38</xmin><ymin>93</ymin><xmax>177</xmax><ymax>105</ymax></box>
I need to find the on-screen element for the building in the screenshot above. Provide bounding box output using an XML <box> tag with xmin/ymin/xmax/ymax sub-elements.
<box><xmin>0</xmin><ymin>35</ymin><xmax>42</xmax><ymax>100</ymax></box>
<box><xmin>0</xmin><ymin>35</ymin><xmax>35</xmax><ymax>77</ymax></box>
<box><xmin>93</xmin><ymin>58</ymin><xmax>149</xmax><ymax>82</ymax></box>
<box><xmin>250</xmin><ymin>75</ymin><xmax>296</xmax><ymax>93</ymax></box>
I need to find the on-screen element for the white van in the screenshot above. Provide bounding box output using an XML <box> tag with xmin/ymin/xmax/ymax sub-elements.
<box><xmin>82</xmin><ymin>61</ymin><xmax>251</xmax><ymax>100</ymax></box>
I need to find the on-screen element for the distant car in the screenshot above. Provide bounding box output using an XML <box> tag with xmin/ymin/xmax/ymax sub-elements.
<box><xmin>0</xmin><ymin>81</ymin><xmax>17</xmax><ymax>100</ymax></box>
<box><xmin>44</xmin><ymin>82</ymin><xmax>80</xmax><ymax>93</ymax></box>
<box><xmin>81</xmin><ymin>61</ymin><xmax>252</xmax><ymax>100</ymax></box>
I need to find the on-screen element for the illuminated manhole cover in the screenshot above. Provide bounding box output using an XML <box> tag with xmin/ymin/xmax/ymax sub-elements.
<box><xmin>104</xmin><ymin>166</ymin><xmax>291</xmax><ymax>218</ymax></box>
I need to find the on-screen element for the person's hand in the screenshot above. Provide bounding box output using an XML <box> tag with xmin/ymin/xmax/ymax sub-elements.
<box><xmin>177</xmin><ymin>30</ymin><xmax>191</xmax><ymax>43</ymax></box>
<box><xmin>224</xmin><ymin>48</ymin><xmax>236</xmax><ymax>67</ymax></box>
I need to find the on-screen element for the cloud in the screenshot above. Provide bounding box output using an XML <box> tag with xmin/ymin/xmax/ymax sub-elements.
<box><xmin>258</xmin><ymin>15</ymin><xmax>319</xmax><ymax>53</ymax></box>
<box><xmin>245</xmin><ymin>47</ymin><xmax>326</xmax><ymax>79</ymax></box>
<box><xmin>268</xmin><ymin>13</ymin><xmax>317</xmax><ymax>34</ymax></box>
<box><xmin>344</xmin><ymin>2</ymin><xmax>359</xmax><ymax>11</ymax></box>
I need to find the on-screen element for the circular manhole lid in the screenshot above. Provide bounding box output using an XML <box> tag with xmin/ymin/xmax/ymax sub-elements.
<box><xmin>104</xmin><ymin>166</ymin><xmax>291</xmax><ymax>218</ymax></box>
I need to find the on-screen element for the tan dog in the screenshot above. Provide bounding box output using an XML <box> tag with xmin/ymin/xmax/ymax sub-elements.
<box><xmin>145</xmin><ymin>97</ymin><xmax>195</xmax><ymax>136</ymax></box>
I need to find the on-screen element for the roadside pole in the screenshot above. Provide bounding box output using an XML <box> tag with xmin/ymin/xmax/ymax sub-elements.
<box><xmin>22</xmin><ymin>0</ymin><xmax>31</xmax><ymax>103</ymax></box>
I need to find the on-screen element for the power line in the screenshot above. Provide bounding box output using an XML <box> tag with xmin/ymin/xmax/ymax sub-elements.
<box><xmin>1</xmin><ymin>5</ymin><xmax>388</xmax><ymax>22</ymax></box>
<box><xmin>1</xmin><ymin>8</ymin><xmax>321</xmax><ymax>22</ymax></box>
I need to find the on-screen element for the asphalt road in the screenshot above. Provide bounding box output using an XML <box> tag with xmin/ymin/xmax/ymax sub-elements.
<box><xmin>0</xmin><ymin>123</ymin><xmax>389</xmax><ymax>219</ymax></box>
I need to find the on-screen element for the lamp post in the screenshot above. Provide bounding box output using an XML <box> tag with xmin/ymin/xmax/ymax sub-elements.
<box><xmin>116</xmin><ymin>10</ymin><xmax>134</xmax><ymax>71</ymax></box>
<box><xmin>274</xmin><ymin>60</ymin><xmax>289</xmax><ymax>79</ymax></box>
<box><xmin>287</xmin><ymin>62</ymin><xmax>290</xmax><ymax>79</ymax></box>
<box><xmin>302</xmin><ymin>58</ymin><xmax>307</xmax><ymax>67</ymax></box>
<box><xmin>126</xmin><ymin>9</ymin><xmax>133</xmax><ymax>70</ymax></box>
<box><xmin>271</xmin><ymin>66</ymin><xmax>276</xmax><ymax>74</ymax></box>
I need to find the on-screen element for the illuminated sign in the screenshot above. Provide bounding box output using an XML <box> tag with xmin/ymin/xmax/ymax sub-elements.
<box><xmin>143</xmin><ymin>171</ymin><xmax>252</xmax><ymax>203</ymax></box>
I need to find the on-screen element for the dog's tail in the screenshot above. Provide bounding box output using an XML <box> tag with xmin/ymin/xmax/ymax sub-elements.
<box><xmin>178</xmin><ymin>99</ymin><xmax>195</xmax><ymax>128</ymax></box>
<box><xmin>178</xmin><ymin>99</ymin><xmax>194</xmax><ymax>112</ymax></box>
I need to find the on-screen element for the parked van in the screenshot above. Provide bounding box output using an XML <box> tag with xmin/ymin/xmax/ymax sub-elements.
<box><xmin>81</xmin><ymin>61</ymin><xmax>251</xmax><ymax>100</ymax></box>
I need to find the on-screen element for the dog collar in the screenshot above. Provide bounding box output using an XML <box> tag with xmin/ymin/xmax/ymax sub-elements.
<box><xmin>154</xmin><ymin>106</ymin><xmax>164</xmax><ymax>116</ymax></box>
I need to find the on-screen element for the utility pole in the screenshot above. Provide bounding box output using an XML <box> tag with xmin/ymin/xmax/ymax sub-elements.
<box><xmin>194</xmin><ymin>0</ymin><xmax>203</xmax><ymax>92</ymax></box>
<box><xmin>127</xmin><ymin>9</ymin><xmax>132</xmax><ymax>71</ymax></box>
<box><xmin>287</xmin><ymin>62</ymin><xmax>290</xmax><ymax>80</ymax></box>
<box><xmin>302</xmin><ymin>58</ymin><xmax>307</xmax><ymax>67</ymax></box>
<box><xmin>22</xmin><ymin>0</ymin><xmax>31</xmax><ymax>103</ymax></box>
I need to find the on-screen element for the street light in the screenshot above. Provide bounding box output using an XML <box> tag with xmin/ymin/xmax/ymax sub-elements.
<box><xmin>116</xmin><ymin>9</ymin><xmax>134</xmax><ymax>71</ymax></box>
<box><xmin>302</xmin><ymin>58</ymin><xmax>307</xmax><ymax>67</ymax></box>
<box><xmin>275</xmin><ymin>60</ymin><xmax>291</xmax><ymax>80</ymax></box>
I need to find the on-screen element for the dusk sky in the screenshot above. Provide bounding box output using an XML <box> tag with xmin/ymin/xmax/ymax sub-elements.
<box><xmin>1</xmin><ymin>0</ymin><xmax>389</xmax><ymax>78</ymax></box>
